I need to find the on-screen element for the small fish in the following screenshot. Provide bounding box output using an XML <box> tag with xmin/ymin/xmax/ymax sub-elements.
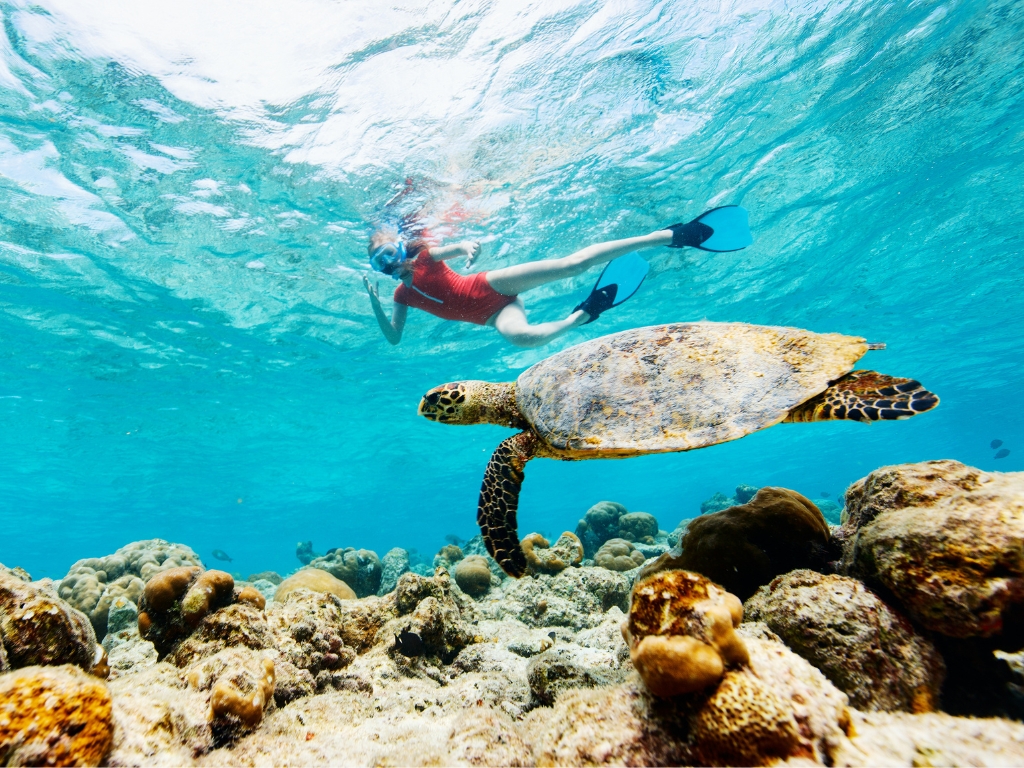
<box><xmin>547</xmin><ymin>631</ymin><xmax>556</xmax><ymax>641</ymax></box>
<box><xmin>820</xmin><ymin>491</ymin><xmax>830</xmax><ymax>498</ymax></box>
<box><xmin>211</xmin><ymin>549</ymin><xmax>233</xmax><ymax>562</ymax></box>
<box><xmin>992</xmin><ymin>439</ymin><xmax>1004</xmax><ymax>449</ymax></box>
<box><xmin>995</xmin><ymin>449</ymin><xmax>1010</xmax><ymax>459</ymax></box>
<box><xmin>395</xmin><ymin>629</ymin><xmax>424</xmax><ymax>657</ymax></box>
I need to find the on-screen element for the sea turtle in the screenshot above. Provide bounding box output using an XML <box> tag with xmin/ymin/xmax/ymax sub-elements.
<box><xmin>418</xmin><ymin>322</ymin><xmax>938</xmax><ymax>578</ymax></box>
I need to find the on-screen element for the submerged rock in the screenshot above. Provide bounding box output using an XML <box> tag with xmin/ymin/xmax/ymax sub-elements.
<box><xmin>0</xmin><ymin>570</ymin><xmax>103</xmax><ymax>675</ymax></box>
<box><xmin>377</xmin><ymin>547</ymin><xmax>411</xmax><ymax>595</ymax></box>
<box><xmin>745</xmin><ymin>569</ymin><xmax>944</xmax><ymax>712</ymax></box>
<box><xmin>839</xmin><ymin>460</ymin><xmax>1024</xmax><ymax>640</ymax></box>
<box><xmin>653</xmin><ymin>487</ymin><xmax>833</xmax><ymax>601</ymax></box>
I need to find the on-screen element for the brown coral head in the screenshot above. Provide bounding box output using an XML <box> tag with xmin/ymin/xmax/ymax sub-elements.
<box><xmin>521</xmin><ymin>532</ymin><xmax>585</xmax><ymax>575</ymax></box>
<box><xmin>209</xmin><ymin>657</ymin><xmax>276</xmax><ymax>730</ymax></box>
<box><xmin>235</xmin><ymin>586</ymin><xmax>267</xmax><ymax>611</ymax></box>
<box><xmin>628</xmin><ymin>569</ymin><xmax>714</xmax><ymax>642</ymax></box>
<box><xmin>182</xmin><ymin>570</ymin><xmax>235</xmax><ymax>628</ymax></box>
<box><xmin>142</xmin><ymin>566</ymin><xmax>201</xmax><ymax>613</ymax></box>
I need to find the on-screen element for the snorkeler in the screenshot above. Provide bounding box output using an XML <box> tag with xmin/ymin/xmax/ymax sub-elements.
<box><xmin>363</xmin><ymin>206</ymin><xmax>751</xmax><ymax>348</ymax></box>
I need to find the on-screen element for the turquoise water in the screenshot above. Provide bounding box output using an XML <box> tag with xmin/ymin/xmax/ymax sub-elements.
<box><xmin>0</xmin><ymin>0</ymin><xmax>1021</xmax><ymax>580</ymax></box>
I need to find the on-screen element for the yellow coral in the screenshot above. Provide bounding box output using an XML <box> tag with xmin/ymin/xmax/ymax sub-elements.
<box><xmin>521</xmin><ymin>531</ymin><xmax>584</xmax><ymax>575</ymax></box>
<box><xmin>625</xmin><ymin>569</ymin><xmax>748</xmax><ymax>697</ymax></box>
<box><xmin>209</xmin><ymin>657</ymin><xmax>276</xmax><ymax>729</ymax></box>
<box><xmin>274</xmin><ymin>568</ymin><xmax>356</xmax><ymax>602</ymax></box>
<box><xmin>0</xmin><ymin>664</ymin><xmax>113</xmax><ymax>766</ymax></box>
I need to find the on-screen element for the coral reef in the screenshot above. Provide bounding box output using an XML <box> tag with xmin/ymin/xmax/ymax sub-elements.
<box><xmin>377</xmin><ymin>547</ymin><xmax>410</xmax><ymax>595</ymax></box>
<box><xmin>274</xmin><ymin>568</ymin><xmax>357</xmax><ymax>602</ymax></box>
<box><xmin>594</xmin><ymin>537</ymin><xmax>646</xmax><ymax>571</ymax></box>
<box><xmin>454</xmin><ymin>554</ymin><xmax>493</xmax><ymax>596</ymax></box>
<box><xmin>58</xmin><ymin>539</ymin><xmax>202</xmax><ymax>636</ymax></box>
<box><xmin>625</xmin><ymin>569</ymin><xmax>748</xmax><ymax>697</ymax></box>
<box><xmin>433</xmin><ymin>543</ymin><xmax>464</xmax><ymax>569</ymax></box>
<box><xmin>246</xmin><ymin>571</ymin><xmax>283</xmax><ymax>585</ymax></box>
<box><xmin>295</xmin><ymin>540</ymin><xmax>319</xmax><ymax>565</ymax></box>
<box><xmin>700</xmin><ymin>483</ymin><xmax>760</xmax><ymax>515</ymax></box>
<box><xmin>745</xmin><ymin>569</ymin><xmax>944</xmax><ymax>712</ymax></box>
<box><xmin>838</xmin><ymin>460</ymin><xmax>1024</xmax><ymax>639</ymax></box>
<box><xmin>0</xmin><ymin>570</ymin><xmax>103</xmax><ymax>675</ymax></box>
<box><xmin>309</xmin><ymin>547</ymin><xmax>382</xmax><ymax>597</ymax></box>
<box><xmin>520</xmin><ymin>531</ymin><xmax>584</xmax><ymax>575</ymax></box>
<box><xmin>478</xmin><ymin>565</ymin><xmax>631</xmax><ymax>630</ymax></box>
<box><xmin>0</xmin><ymin>664</ymin><xmax>113</xmax><ymax>766</ymax></box>
<box><xmin>659</xmin><ymin>487</ymin><xmax>832</xmax><ymax>600</ymax></box>
<box><xmin>617</xmin><ymin>511</ymin><xmax>659</xmax><ymax>543</ymax></box>
<box><xmin>574</xmin><ymin>500</ymin><xmax>627</xmax><ymax>556</ymax></box>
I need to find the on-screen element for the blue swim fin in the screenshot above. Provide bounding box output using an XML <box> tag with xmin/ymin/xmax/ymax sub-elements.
<box><xmin>666</xmin><ymin>205</ymin><xmax>752</xmax><ymax>252</ymax></box>
<box><xmin>573</xmin><ymin>252</ymin><xmax>650</xmax><ymax>324</ymax></box>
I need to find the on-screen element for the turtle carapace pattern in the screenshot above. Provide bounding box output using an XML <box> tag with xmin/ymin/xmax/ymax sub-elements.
<box><xmin>418</xmin><ymin>322</ymin><xmax>939</xmax><ymax>578</ymax></box>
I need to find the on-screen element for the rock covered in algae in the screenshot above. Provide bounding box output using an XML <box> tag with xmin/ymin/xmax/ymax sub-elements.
<box><xmin>309</xmin><ymin>547</ymin><xmax>382</xmax><ymax>597</ymax></box>
<box><xmin>521</xmin><ymin>531</ymin><xmax>584</xmax><ymax>575</ymax></box>
<box><xmin>660</xmin><ymin>486</ymin><xmax>833</xmax><ymax>600</ymax></box>
<box><xmin>0</xmin><ymin>664</ymin><xmax>113</xmax><ymax>766</ymax></box>
<box><xmin>525</xmin><ymin>643</ymin><xmax>627</xmax><ymax>705</ymax></box>
<box><xmin>625</xmin><ymin>569</ymin><xmax>748</xmax><ymax>697</ymax></box>
<box><xmin>265</xmin><ymin>589</ymin><xmax>356</xmax><ymax>684</ymax></box>
<box><xmin>479</xmin><ymin>565</ymin><xmax>631</xmax><ymax>630</ymax></box>
<box><xmin>274</xmin><ymin>568</ymin><xmax>356</xmax><ymax>602</ymax></box>
<box><xmin>0</xmin><ymin>570</ymin><xmax>104</xmax><ymax>675</ymax></box>
<box><xmin>454</xmin><ymin>555</ymin><xmax>494</xmax><ymax>596</ymax></box>
<box><xmin>745</xmin><ymin>569</ymin><xmax>944</xmax><ymax>712</ymax></box>
<box><xmin>386</xmin><ymin>569</ymin><xmax>475</xmax><ymax>662</ymax></box>
<box><xmin>838</xmin><ymin>459</ymin><xmax>1024</xmax><ymax>639</ymax></box>
<box><xmin>166</xmin><ymin>603</ymin><xmax>276</xmax><ymax>667</ymax></box>
<box><xmin>377</xmin><ymin>547</ymin><xmax>411</xmax><ymax>595</ymax></box>
<box><xmin>595</xmin><ymin>537</ymin><xmax>646</xmax><ymax>571</ymax></box>
<box><xmin>58</xmin><ymin>539</ymin><xmax>202</xmax><ymax>637</ymax></box>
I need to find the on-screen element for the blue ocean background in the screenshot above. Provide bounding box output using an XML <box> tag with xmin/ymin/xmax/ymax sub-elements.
<box><xmin>0</xmin><ymin>0</ymin><xmax>1020</xmax><ymax>580</ymax></box>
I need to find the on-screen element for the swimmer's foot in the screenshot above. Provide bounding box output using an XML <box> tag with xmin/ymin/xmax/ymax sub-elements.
<box><xmin>573</xmin><ymin>285</ymin><xmax>617</xmax><ymax>325</ymax></box>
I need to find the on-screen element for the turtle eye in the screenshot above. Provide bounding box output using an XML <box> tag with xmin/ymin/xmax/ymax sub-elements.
<box><xmin>425</xmin><ymin>392</ymin><xmax>440</xmax><ymax>405</ymax></box>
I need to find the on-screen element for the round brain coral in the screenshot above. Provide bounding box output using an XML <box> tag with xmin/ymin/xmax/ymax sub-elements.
<box><xmin>617</xmin><ymin>512</ymin><xmax>659</xmax><ymax>543</ymax></box>
<box><xmin>274</xmin><ymin>568</ymin><xmax>356</xmax><ymax>603</ymax></box>
<box><xmin>595</xmin><ymin>538</ymin><xmax>646</xmax><ymax>571</ymax></box>
<box><xmin>624</xmin><ymin>569</ymin><xmax>748</xmax><ymax>697</ymax></box>
<box><xmin>454</xmin><ymin>555</ymin><xmax>493</xmax><ymax>596</ymax></box>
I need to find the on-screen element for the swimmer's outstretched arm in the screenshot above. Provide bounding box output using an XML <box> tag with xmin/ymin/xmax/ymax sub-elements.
<box><xmin>428</xmin><ymin>241</ymin><xmax>480</xmax><ymax>268</ymax></box>
<box><xmin>363</xmin><ymin>275</ymin><xmax>407</xmax><ymax>345</ymax></box>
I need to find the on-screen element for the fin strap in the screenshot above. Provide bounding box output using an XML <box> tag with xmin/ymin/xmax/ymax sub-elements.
<box><xmin>666</xmin><ymin>220</ymin><xmax>713</xmax><ymax>248</ymax></box>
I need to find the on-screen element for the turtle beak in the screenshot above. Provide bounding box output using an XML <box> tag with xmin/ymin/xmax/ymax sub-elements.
<box><xmin>418</xmin><ymin>383</ymin><xmax>467</xmax><ymax>423</ymax></box>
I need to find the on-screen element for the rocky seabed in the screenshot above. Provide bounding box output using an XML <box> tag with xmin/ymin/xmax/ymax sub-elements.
<box><xmin>3</xmin><ymin>459</ymin><xmax>1024</xmax><ymax>766</ymax></box>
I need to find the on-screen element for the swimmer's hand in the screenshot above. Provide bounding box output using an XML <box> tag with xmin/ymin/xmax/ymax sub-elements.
<box><xmin>363</xmin><ymin>274</ymin><xmax>382</xmax><ymax>305</ymax></box>
<box><xmin>461</xmin><ymin>241</ymin><xmax>481</xmax><ymax>268</ymax></box>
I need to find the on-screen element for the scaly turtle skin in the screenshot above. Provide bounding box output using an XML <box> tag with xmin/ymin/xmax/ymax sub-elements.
<box><xmin>418</xmin><ymin>322</ymin><xmax>939</xmax><ymax>577</ymax></box>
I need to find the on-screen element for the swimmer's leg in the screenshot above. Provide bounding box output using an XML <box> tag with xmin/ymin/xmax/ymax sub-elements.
<box><xmin>485</xmin><ymin>231</ymin><xmax>672</xmax><ymax>296</ymax></box>
<box><xmin>491</xmin><ymin>301</ymin><xmax>586</xmax><ymax>348</ymax></box>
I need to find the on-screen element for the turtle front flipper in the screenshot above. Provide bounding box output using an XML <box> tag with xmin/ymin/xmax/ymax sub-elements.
<box><xmin>478</xmin><ymin>432</ymin><xmax>539</xmax><ymax>578</ymax></box>
<box><xmin>784</xmin><ymin>370</ymin><xmax>939</xmax><ymax>423</ymax></box>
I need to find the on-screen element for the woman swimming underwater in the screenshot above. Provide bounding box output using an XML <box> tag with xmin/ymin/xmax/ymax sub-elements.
<box><xmin>363</xmin><ymin>206</ymin><xmax>751</xmax><ymax>348</ymax></box>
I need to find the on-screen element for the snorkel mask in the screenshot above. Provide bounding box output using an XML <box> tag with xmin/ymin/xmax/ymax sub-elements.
<box><xmin>369</xmin><ymin>240</ymin><xmax>408</xmax><ymax>276</ymax></box>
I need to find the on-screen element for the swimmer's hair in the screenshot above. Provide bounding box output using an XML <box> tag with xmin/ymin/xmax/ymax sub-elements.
<box><xmin>368</xmin><ymin>227</ymin><xmax>400</xmax><ymax>256</ymax></box>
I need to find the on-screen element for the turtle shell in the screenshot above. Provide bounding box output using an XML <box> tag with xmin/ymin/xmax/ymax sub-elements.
<box><xmin>514</xmin><ymin>322</ymin><xmax>868</xmax><ymax>456</ymax></box>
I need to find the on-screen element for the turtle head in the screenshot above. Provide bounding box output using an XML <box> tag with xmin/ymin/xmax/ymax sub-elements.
<box><xmin>418</xmin><ymin>381</ymin><xmax>524</xmax><ymax>428</ymax></box>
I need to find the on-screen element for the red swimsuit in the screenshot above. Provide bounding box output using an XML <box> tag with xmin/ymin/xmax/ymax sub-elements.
<box><xmin>393</xmin><ymin>244</ymin><xmax>517</xmax><ymax>325</ymax></box>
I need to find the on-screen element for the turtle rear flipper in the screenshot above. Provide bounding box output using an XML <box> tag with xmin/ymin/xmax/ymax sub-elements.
<box><xmin>478</xmin><ymin>432</ymin><xmax>539</xmax><ymax>578</ymax></box>
<box><xmin>784</xmin><ymin>370</ymin><xmax>939</xmax><ymax>424</ymax></box>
